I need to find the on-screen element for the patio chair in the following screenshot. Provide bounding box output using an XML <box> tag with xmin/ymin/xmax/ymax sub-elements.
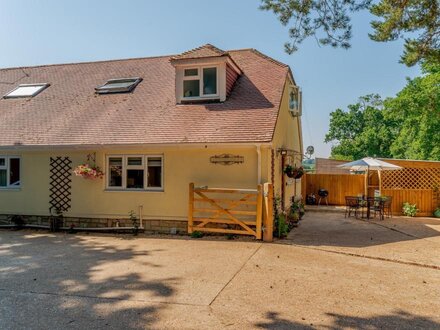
<box><xmin>382</xmin><ymin>196</ymin><xmax>393</xmax><ymax>218</ymax></box>
<box><xmin>370</xmin><ymin>198</ymin><xmax>386</xmax><ymax>220</ymax></box>
<box><xmin>345</xmin><ymin>196</ymin><xmax>361</xmax><ymax>218</ymax></box>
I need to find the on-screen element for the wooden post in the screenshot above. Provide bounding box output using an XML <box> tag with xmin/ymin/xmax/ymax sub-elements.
<box><xmin>188</xmin><ymin>183</ymin><xmax>194</xmax><ymax>234</ymax></box>
<box><xmin>378</xmin><ymin>170</ymin><xmax>382</xmax><ymax>196</ymax></box>
<box><xmin>256</xmin><ymin>184</ymin><xmax>263</xmax><ymax>240</ymax></box>
<box><xmin>263</xmin><ymin>183</ymin><xmax>274</xmax><ymax>242</ymax></box>
<box><xmin>364</xmin><ymin>168</ymin><xmax>369</xmax><ymax>197</ymax></box>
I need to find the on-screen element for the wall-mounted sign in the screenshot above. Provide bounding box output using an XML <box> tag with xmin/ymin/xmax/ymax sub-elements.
<box><xmin>210</xmin><ymin>154</ymin><xmax>244</xmax><ymax>165</ymax></box>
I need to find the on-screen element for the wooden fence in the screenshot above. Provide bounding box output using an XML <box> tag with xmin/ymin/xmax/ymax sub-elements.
<box><xmin>301</xmin><ymin>174</ymin><xmax>365</xmax><ymax>206</ymax></box>
<box><xmin>302</xmin><ymin>166</ymin><xmax>440</xmax><ymax>216</ymax></box>
<box><xmin>188</xmin><ymin>183</ymin><xmax>274</xmax><ymax>241</ymax></box>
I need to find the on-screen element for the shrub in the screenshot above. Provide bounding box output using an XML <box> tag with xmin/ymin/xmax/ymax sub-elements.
<box><xmin>402</xmin><ymin>202</ymin><xmax>418</xmax><ymax>217</ymax></box>
<box><xmin>191</xmin><ymin>231</ymin><xmax>203</xmax><ymax>238</ymax></box>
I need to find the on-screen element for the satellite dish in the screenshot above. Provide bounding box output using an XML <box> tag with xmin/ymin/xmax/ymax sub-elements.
<box><xmin>306</xmin><ymin>145</ymin><xmax>314</xmax><ymax>156</ymax></box>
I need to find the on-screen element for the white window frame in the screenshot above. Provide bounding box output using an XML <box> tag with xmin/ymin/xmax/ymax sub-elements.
<box><xmin>0</xmin><ymin>156</ymin><xmax>21</xmax><ymax>189</ymax></box>
<box><xmin>105</xmin><ymin>155</ymin><xmax>163</xmax><ymax>191</ymax></box>
<box><xmin>182</xmin><ymin>65</ymin><xmax>219</xmax><ymax>100</ymax></box>
<box><xmin>3</xmin><ymin>83</ymin><xmax>50</xmax><ymax>99</ymax></box>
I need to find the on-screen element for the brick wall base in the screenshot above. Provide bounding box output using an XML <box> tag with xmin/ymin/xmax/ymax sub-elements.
<box><xmin>0</xmin><ymin>214</ymin><xmax>188</xmax><ymax>234</ymax></box>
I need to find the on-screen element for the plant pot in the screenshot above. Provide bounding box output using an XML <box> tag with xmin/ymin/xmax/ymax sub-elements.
<box><xmin>293</xmin><ymin>171</ymin><xmax>304</xmax><ymax>179</ymax></box>
<box><xmin>434</xmin><ymin>209</ymin><xmax>440</xmax><ymax>218</ymax></box>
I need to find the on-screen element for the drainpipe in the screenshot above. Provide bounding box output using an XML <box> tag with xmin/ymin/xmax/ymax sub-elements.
<box><xmin>138</xmin><ymin>205</ymin><xmax>144</xmax><ymax>229</ymax></box>
<box><xmin>256</xmin><ymin>144</ymin><xmax>261</xmax><ymax>185</ymax></box>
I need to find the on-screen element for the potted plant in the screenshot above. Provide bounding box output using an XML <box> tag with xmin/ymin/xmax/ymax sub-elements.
<box><xmin>434</xmin><ymin>207</ymin><xmax>440</xmax><ymax>218</ymax></box>
<box><xmin>73</xmin><ymin>163</ymin><xmax>104</xmax><ymax>180</ymax></box>
<box><xmin>283</xmin><ymin>165</ymin><xmax>304</xmax><ymax>179</ymax></box>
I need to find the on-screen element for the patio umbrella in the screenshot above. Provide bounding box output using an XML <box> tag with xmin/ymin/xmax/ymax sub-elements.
<box><xmin>337</xmin><ymin>157</ymin><xmax>402</xmax><ymax>196</ymax></box>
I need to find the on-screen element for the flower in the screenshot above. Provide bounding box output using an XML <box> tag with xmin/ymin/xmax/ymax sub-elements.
<box><xmin>73</xmin><ymin>163</ymin><xmax>104</xmax><ymax>180</ymax></box>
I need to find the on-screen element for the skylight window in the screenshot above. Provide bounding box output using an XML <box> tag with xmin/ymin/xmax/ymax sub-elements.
<box><xmin>95</xmin><ymin>77</ymin><xmax>142</xmax><ymax>94</ymax></box>
<box><xmin>4</xmin><ymin>83</ymin><xmax>50</xmax><ymax>99</ymax></box>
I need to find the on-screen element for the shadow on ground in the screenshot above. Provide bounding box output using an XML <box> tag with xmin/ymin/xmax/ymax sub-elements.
<box><xmin>0</xmin><ymin>230</ymin><xmax>176</xmax><ymax>329</ymax></box>
<box><xmin>256</xmin><ymin>310</ymin><xmax>440</xmax><ymax>329</ymax></box>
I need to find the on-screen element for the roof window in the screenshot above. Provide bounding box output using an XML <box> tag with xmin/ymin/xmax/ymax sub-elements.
<box><xmin>3</xmin><ymin>83</ymin><xmax>50</xmax><ymax>99</ymax></box>
<box><xmin>95</xmin><ymin>77</ymin><xmax>142</xmax><ymax>94</ymax></box>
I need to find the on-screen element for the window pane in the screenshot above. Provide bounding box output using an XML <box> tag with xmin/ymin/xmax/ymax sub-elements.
<box><xmin>184</xmin><ymin>68</ymin><xmax>198</xmax><ymax>76</ymax></box>
<box><xmin>0</xmin><ymin>169</ymin><xmax>6</xmax><ymax>187</ymax></box>
<box><xmin>0</xmin><ymin>158</ymin><xmax>5</xmax><ymax>167</ymax></box>
<box><xmin>127</xmin><ymin>157</ymin><xmax>143</xmax><ymax>166</ymax></box>
<box><xmin>183</xmin><ymin>80</ymin><xmax>200</xmax><ymax>97</ymax></box>
<box><xmin>127</xmin><ymin>170</ymin><xmax>144</xmax><ymax>189</ymax></box>
<box><xmin>9</xmin><ymin>158</ymin><xmax>20</xmax><ymax>186</ymax></box>
<box><xmin>203</xmin><ymin>67</ymin><xmax>217</xmax><ymax>95</ymax></box>
<box><xmin>5</xmin><ymin>84</ymin><xmax>48</xmax><ymax>98</ymax></box>
<box><xmin>147</xmin><ymin>157</ymin><xmax>162</xmax><ymax>187</ymax></box>
<box><xmin>109</xmin><ymin>157</ymin><xmax>122</xmax><ymax>187</ymax></box>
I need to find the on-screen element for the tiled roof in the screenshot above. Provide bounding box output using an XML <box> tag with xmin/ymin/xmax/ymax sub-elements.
<box><xmin>0</xmin><ymin>47</ymin><xmax>289</xmax><ymax>148</ymax></box>
<box><xmin>171</xmin><ymin>44</ymin><xmax>227</xmax><ymax>60</ymax></box>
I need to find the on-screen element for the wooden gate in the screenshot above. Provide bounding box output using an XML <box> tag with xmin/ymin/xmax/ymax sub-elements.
<box><xmin>188</xmin><ymin>183</ymin><xmax>263</xmax><ymax>239</ymax></box>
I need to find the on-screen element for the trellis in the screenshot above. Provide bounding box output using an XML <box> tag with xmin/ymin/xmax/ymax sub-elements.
<box><xmin>381</xmin><ymin>168</ymin><xmax>440</xmax><ymax>190</ymax></box>
<box><xmin>49</xmin><ymin>157</ymin><xmax>72</xmax><ymax>213</ymax></box>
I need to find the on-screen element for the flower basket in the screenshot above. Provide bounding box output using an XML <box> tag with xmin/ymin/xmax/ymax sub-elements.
<box><xmin>73</xmin><ymin>164</ymin><xmax>104</xmax><ymax>180</ymax></box>
<box><xmin>284</xmin><ymin>165</ymin><xmax>304</xmax><ymax>179</ymax></box>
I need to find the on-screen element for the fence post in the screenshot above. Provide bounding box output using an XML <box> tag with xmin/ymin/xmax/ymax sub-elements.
<box><xmin>256</xmin><ymin>184</ymin><xmax>263</xmax><ymax>240</ymax></box>
<box><xmin>188</xmin><ymin>182</ymin><xmax>194</xmax><ymax>234</ymax></box>
<box><xmin>263</xmin><ymin>183</ymin><xmax>274</xmax><ymax>242</ymax></box>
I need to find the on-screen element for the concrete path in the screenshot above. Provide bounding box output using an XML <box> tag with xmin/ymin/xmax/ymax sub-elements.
<box><xmin>1</xmin><ymin>214</ymin><xmax>439</xmax><ymax>329</ymax></box>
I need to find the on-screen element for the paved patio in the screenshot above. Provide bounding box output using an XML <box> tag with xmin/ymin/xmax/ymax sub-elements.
<box><xmin>0</xmin><ymin>212</ymin><xmax>439</xmax><ymax>329</ymax></box>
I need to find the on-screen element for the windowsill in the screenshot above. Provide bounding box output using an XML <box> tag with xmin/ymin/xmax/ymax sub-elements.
<box><xmin>180</xmin><ymin>97</ymin><xmax>221</xmax><ymax>104</ymax></box>
<box><xmin>104</xmin><ymin>188</ymin><xmax>164</xmax><ymax>193</ymax></box>
<box><xmin>0</xmin><ymin>187</ymin><xmax>21</xmax><ymax>191</ymax></box>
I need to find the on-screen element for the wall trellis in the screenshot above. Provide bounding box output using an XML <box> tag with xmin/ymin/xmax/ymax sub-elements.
<box><xmin>49</xmin><ymin>157</ymin><xmax>72</xmax><ymax>213</ymax></box>
<box><xmin>381</xmin><ymin>168</ymin><xmax>440</xmax><ymax>190</ymax></box>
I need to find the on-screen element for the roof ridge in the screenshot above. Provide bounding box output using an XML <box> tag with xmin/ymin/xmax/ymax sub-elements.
<box><xmin>228</xmin><ymin>48</ymin><xmax>288</xmax><ymax>68</ymax></box>
<box><xmin>0</xmin><ymin>54</ymin><xmax>174</xmax><ymax>72</ymax></box>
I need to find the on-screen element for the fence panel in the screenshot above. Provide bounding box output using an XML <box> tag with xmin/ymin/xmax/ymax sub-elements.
<box><xmin>303</xmin><ymin>174</ymin><xmax>365</xmax><ymax>205</ymax></box>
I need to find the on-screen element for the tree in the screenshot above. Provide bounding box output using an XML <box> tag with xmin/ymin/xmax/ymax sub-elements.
<box><xmin>260</xmin><ymin>0</ymin><xmax>440</xmax><ymax>66</ymax></box>
<box><xmin>325</xmin><ymin>61</ymin><xmax>440</xmax><ymax>160</ymax></box>
<box><xmin>324</xmin><ymin>94</ymin><xmax>394</xmax><ymax>160</ymax></box>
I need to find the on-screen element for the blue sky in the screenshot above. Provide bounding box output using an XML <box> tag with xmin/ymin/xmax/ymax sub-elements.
<box><xmin>0</xmin><ymin>0</ymin><xmax>420</xmax><ymax>157</ymax></box>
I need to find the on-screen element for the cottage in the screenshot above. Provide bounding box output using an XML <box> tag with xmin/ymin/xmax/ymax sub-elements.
<box><xmin>0</xmin><ymin>44</ymin><xmax>303</xmax><ymax>233</ymax></box>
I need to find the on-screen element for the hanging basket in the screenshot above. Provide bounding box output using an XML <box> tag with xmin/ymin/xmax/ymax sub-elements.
<box><xmin>73</xmin><ymin>164</ymin><xmax>104</xmax><ymax>180</ymax></box>
<box><xmin>284</xmin><ymin>165</ymin><xmax>304</xmax><ymax>179</ymax></box>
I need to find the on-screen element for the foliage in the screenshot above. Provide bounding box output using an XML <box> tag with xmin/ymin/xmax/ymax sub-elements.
<box><xmin>275</xmin><ymin>213</ymin><xmax>289</xmax><ymax>238</ymax></box>
<box><xmin>369</xmin><ymin>0</ymin><xmax>440</xmax><ymax>66</ymax></box>
<box><xmin>191</xmin><ymin>231</ymin><xmax>203</xmax><ymax>238</ymax></box>
<box><xmin>260</xmin><ymin>0</ymin><xmax>439</xmax><ymax>66</ymax></box>
<box><xmin>284</xmin><ymin>164</ymin><xmax>304</xmax><ymax>178</ymax></box>
<box><xmin>73</xmin><ymin>164</ymin><xmax>104</xmax><ymax>180</ymax></box>
<box><xmin>259</xmin><ymin>0</ymin><xmax>371</xmax><ymax>53</ymax></box>
<box><xmin>326</xmin><ymin>62</ymin><xmax>440</xmax><ymax>161</ymax></box>
<box><xmin>324</xmin><ymin>94</ymin><xmax>394</xmax><ymax>160</ymax></box>
<box><xmin>8</xmin><ymin>214</ymin><xmax>25</xmax><ymax>228</ymax></box>
<box><xmin>402</xmin><ymin>202</ymin><xmax>418</xmax><ymax>217</ymax></box>
<box><xmin>129</xmin><ymin>210</ymin><xmax>139</xmax><ymax>235</ymax></box>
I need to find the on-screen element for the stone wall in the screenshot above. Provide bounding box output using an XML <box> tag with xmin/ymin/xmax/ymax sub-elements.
<box><xmin>0</xmin><ymin>214</ymin><xmax>188</xmax><ymax>234</ymax></box>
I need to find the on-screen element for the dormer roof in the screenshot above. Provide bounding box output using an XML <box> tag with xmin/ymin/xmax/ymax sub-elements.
<box><xmin>170</xmin><ymin>44</ymin><xmax>227</xmax><ymax>61</ymax></box>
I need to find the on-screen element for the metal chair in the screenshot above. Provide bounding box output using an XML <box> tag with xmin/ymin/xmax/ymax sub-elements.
<box><xmin>345</xmin><ymin>196</ymin><xmax>361</xmax><ymax>218</ymax></box>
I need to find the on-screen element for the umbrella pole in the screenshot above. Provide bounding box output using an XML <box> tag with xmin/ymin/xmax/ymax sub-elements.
<box><xmin>365</xmin><ymin>168</ymin><xmax>369</xmax><ymax>197</ymax></box>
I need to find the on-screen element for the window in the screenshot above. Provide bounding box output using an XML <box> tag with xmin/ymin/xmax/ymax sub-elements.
<box><xmin>183</xmin><ymin>66</ymin><xmax>218</xmax><ymax>99</ymax></box>
<box><xmin>0</xmin><ymin>156</ymin><xmax>20</xmax><ymax>188</ymax></box>
<box><xmin>95</xmin><ymin>77</ymin><xmax>142</xmax><ymax>94</ymax></box>
<box><xmin>106</xmin><ymin>155</ymin><xmax>163</xmax><ymax>190</ymax></box>
<box><xmin>4</xmin><ymin>83</ymin><xmax>49</xmax><ymax>99</ymax></box>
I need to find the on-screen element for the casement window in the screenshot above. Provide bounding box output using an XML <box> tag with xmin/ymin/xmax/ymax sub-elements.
<box><xmin>3</xmin><ymin>83</ymin><xmax>50</xmax><ymax>99</ymax></box>
<box><xmin>106</xmin><ymin>155</ymin><xmax>163</xmax><ymax>191</ymax></box>
<box><xmin>0</xmin><ymin>156</ymin><xmax>21</xmax><ymax>188</ymax></box>
<box><xmin>183</xmin><ymin>66</ymin><xmax>218</xmax><ymax>99</ymax></box>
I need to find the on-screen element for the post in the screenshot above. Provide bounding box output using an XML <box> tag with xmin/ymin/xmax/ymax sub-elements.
<box><xmin>263</xmin><ymin>183</ymin><xmax>274</xmax><ymax>242</ymax></box>
<box><xmin>378</xmin><ymin>170</ymin><xmax>382</xmax><ymax>196</ymax></box>
<box><xmin>256</xmin><ymin>184</ymin><xmax>263</xmax><ymax>240</ymax></box>
<box><xmin>138</xmin><ymin>205</ymin><xmax>143</xmax><ymax>229</ymax></box>
<box><xmin>188</xmin><ymin>183</ymin><xmax>194</xmax><ymax>234</ymax></box>
<box><xmin>364</xmin><ymin>168</ymin><xmax>369</xmax><ymax>197</ymax></box>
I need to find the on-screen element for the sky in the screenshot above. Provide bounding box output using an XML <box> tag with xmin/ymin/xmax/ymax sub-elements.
<box><xmin>0</xmin><ymin>0</ymin><xmax>421</xmax><ymax>158</ymax></box>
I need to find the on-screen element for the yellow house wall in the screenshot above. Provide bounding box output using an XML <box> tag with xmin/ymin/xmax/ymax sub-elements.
<box><xmin>270</xmin><ymin>78</ymin><xmax>303</xmax><ymax>208</ymax></box>
<box><xmin>0</xmin><ymin>147</ymin><xmax>262</xmax><ymax>220</ymax></box>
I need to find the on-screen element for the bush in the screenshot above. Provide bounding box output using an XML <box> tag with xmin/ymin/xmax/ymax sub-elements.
<box><xmin>402</xmin><ymin>202</ymin><xmax>418</xmax><ymax>217</ymax></box>
<box><xmin>191</xmin><ymin>231</ymin><xmax>203</xmax><ymax>238</ymax></box>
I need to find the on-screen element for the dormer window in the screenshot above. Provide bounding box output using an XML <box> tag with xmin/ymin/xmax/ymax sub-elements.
<box><xmin>183</xmin><ymin>66</ymin><xmax>218</xmax><ymax>99</ymax></box>
<box><xmin>3</xmin><ymin>83</ymin><xmax>49</xmax><ymax>99</ymax></box>
<box><xmin>95</xmin><ymin>77</ymin><xmax>142</xmax><ymax>94</ymax></box>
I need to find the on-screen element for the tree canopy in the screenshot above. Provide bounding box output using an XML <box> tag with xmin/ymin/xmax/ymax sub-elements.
<box><xmin>260</xmin><ymin>0</ymin><xmax>440</xmax><ymax>66</ymax></box>
<box><xmin>325</xmin><ymin>61</ymin><xmax>440</xmax><ymax>160</ymax></box>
